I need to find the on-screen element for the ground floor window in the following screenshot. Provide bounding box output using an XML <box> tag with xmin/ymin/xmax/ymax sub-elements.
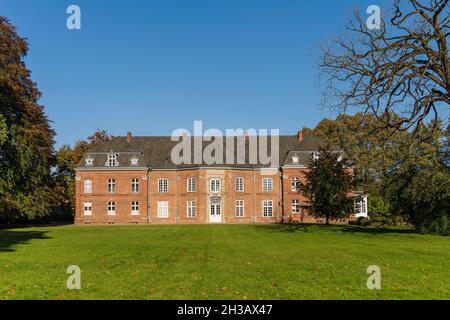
<box><xmin>157</xmin><ymin>201</ymin><xmax>169</xmax><ymax>218</ymax></box>
<box><xmin>83</xmin><ymin>202</ymin><xmax>92</xmax><ymax>216</ymax></box>
<box><xmin>187</xmin><ymin>200</ymin><xmax>196</xmax><ymax>218</ymax></box>
<box><xmin>107</xmin><ymin>201</ymin><xmax>116</xmax><ymax>215</ymax></box>
<box><xmin>131</xmin><ymin>201</ymin><xmax>139</xmax><ymax>215</ymax></box>
<box><xmin>291</xmin><ymin>199</ymin><xmax>300</xmax><ymax>214</ymax></box>
<box><xmin>235</xmin><ymin>200</ymin><xmax>245</xmax><ymax>217</ymax></box>
<box><xmin>262</xmin><ymin>200</ymin><xmax>273</xmax><ymax>217</ymax></box>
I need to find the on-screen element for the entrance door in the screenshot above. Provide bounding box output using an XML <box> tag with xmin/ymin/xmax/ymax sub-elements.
<box><xmin>209</xmin><ymin>204</ymin><xmax>222</xmax><ymax>223</ymax></box>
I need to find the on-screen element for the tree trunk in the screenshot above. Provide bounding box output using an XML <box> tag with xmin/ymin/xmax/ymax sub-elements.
<box><xmin>326</xmin><ymin>217</ymin><xmax>330</xmax><ymax>225</ymax></box>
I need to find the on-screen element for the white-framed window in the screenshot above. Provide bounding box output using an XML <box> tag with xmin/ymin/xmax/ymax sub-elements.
<box><xmin>291</xmin><ymin>199</ymin><xmax>300</xmax><ymax>213</ymax></box>
<box><xmin>131</xmin><ymin>178</ymin><xmax>139</xmax><ymax>193</ymax></box>
<box><xmin>235</xmin><ymin>177</ymin><xmax>244</xmax><ymax>192</ymax></box>
<box><xmin>107</xmin><ymin>178</ymin><xmax>116</xmax><ymax>193</ymax></box>
<box><xmin>262</xmin><ymin>177</ymin><xmax>273</xmax><ymax>192</ymax></box>
<box><xmin>84</xmin><ymin>179</ymin><xmax>92</xmax><ymax>194</ymax></box>
<box><xmin>210</xmin><ymin>178</ymin><xmax>221</xmax><ymax>193</ymax></box>
<box><xmin>107</xmin><ymin>201</ymin><xmax>116</xmax><ymax>215</ymax></box>
<box><xmin>106</xmin><ymin>153</ymin><xmax>119</xmax><ymax>167</ymax></box>
<box><xmin>157</xmin><ymin>201</ymin><xmax>169</xmax><ymax>218</ymax></box>
<box><xmin>187</xmin><ymin>200</ymin><xmax>196</xmax><ymax>218</ymax></box>
<box><xmin>158</xmin><ymin>178</ymin><xmax>168</xmax><ymax>193</ymax></box>
<box><xmin>291</xmin><ymin>177</ymin><xmax>300</xmax><ymax>192</ymax></box>
<box><xmin>131</xmin><ymin>201</ymin><xmax>139</xmax><ymax>215</ymax></box>
<box><xmin>262</xmin><ymin>200</ymin><xmax>273</xmax><ymax>217</ymax></box>
<box><xmin>235</xmin><ymin>200</ymin><xmax>245</xmax><ymax>217</ymax></box>
<box><xmin>83</xmin><ymin>202</ymin><xmax>92</xmax><ymax>216</ymax></box>
<box><xmin>187</xmin><ymin>177</ymin><xmax>196</xmax><ymax>192</ymax></box>
<box><xmin>311</xmin><ymin>152</ymin><xmax>319</xmax><ymax>161</ymax></box>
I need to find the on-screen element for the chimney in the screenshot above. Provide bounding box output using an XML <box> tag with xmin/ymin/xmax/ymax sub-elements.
<box><xmin>297</xmin><ymin>130</ymin><xmax>303</xmax><ymax>142</ymax></box>
<box><xmin>126</xmin><ymin>131</ymin><xmax>132</xmax><ymax>143</ymax></box>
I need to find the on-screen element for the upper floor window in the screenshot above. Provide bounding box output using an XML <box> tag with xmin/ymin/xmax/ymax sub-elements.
<box><xmin>262</xmin><ymin>177</ymin><xmax>273</xmax><ymax>192</ymax></box>
<box><xmin>291</xmin><ymin>199</ymin><xmax>300</xmax><ymax>214</ymax></box>
<box><xmin>131</xmin><ymin>178</ymin><xmax>139</xmax><ymax>193</ymax></box>
<box><xmin>262</xmin><ymin>200</ymin><xmax>273</xmax><ymax>217</ymax></box>
<box><xmin>106</xmin><ymin>153</ymin><xmax>119</xmax><ymax>167</ymax></box>
<box><xmin>130</xmin><ymin>156</ymin><xmax>139</xmax><ymax>166</ymax></box>
<box><xmin>158</xmin><ymin>178</ymin><xmax>168</xmax><ymax>193</ymax></box>
<box><xmin>210</xmin><ymin>179</ymin><xmax>221</xmax><ymax>193</ymax></box>
<box><xmin>235</xmin><ymin>177</ymin><xmax>244</xmax><ymax>192</ymax></box>
<box><xmin>84</xmin><ymin>179</ymin><xmax>92</xmax><ymax>194</ymax></box>
<box><xmin>187</xmin><ymin>178</ymin><xmax>196</xmax><ymax>192</ymax></box>
<box><xmin>235</xmin><ymin>200</ymin><xmax>245</xmax><ymax>217</ymax></box>
<box><xmin>291</xmin><ymin>177</ymin><xmax>300</xmax><ymax>192</ymax></box>
<box><xmin>107</xmin><ymin>178</ymin><xmax>116</xmax><ymax>193</ymax></box>
<box><xmin>187</xmin><ymin>200</ymin><xmax>196</xmax><ymax>218</ymax></box>
<box><xmin>107</xmin><ymin>201</ymin><xmax>116</xmax><ymax>215</ymax></box>
<box><xmin>131</xmin><ymin>201</ymin><xmax>139</xmax><ymax>215</ymax></box>
<box><xmin>85</xmin><ymin>156</ymin><xmax>94</xmax><ymax>167</ymax></box>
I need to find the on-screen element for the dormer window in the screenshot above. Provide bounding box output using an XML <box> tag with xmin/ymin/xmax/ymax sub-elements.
<box><xmin>130</xmin><ymin>156</ymin><xmax>139</xmax><ymax>166</ymax></box>
<box><xmin>106</xmin><ymin>153</ymin><xmax>119</xmax><ymax>167</ymax></box>
<box><xmin>311</xmin><ymin>152</ymin><xmax>319</xmax><ymax>161</ymax></box>
<box><xmin>291</xmin><ymin>155</ymin><xmax>299</xmax><ymax>164</ymax></box>
<box><xmin>85</xmin><ymin>156</ymin><xmax>94</xmax><ymax>167</ymax></box>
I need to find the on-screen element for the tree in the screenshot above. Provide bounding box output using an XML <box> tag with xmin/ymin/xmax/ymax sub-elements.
<box><xmin>53</xmin><ymin>130</ymin><xmax>112</xmax><ymax>217</ymax></box>
<box><xmin>320</xmin><ymin>0</ymin><xmax>449</xmax><ymax>134</ymax></box>
<box><xmin>300</xmin><ymin>146</ymin><xmax>355</xmax><ymax>224</ymax></box>
<box><xmin>0</xmin><ymin>17</ymin><xmax>55</xmax><ymax>223</ymax></box>
<box><xmin>303</xmin><ymin>113</ymin><xmax>409</xmax><ymax>195</ymax></box>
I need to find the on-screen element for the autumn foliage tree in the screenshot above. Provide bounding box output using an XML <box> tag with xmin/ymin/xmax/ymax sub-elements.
<box><xmin>53</xmin><ymin>130</ymin><xmax>112</xmax><ymax>217</ymax></box>
<box><xmin>0</xmin><ymin>17</ymin><xmax>55</xmax><ymax>223</ymax></box>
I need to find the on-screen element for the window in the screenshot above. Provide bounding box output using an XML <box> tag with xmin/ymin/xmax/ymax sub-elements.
<box><xmin>85</xmin><ymin>156</ymin><xmax>94</xmax><ymax>166</ymax></box>
<box><xmin>130</xmin><ymin>156</ymin><xmax>139</xmax><ymax>166</ymax></box>
<box><xmin>157</xmin><ymin>201</ymin><xmax>169</xmax><ymax>218</ymax></box>
<box><xmin>210</xmin><ymin>179</ymin><xmax>221</xmax><ymax>193</ymax></box>
<box><xmin>311</xmin><ymin>152</ymin><xmax>319</xmax><ymax>161</ymax></box>
<box><xmin>291</xmin><ymin>199</ymin><xmax>300</xmax><ymax>214</ymax></box>
<box><xmin>187</xmin><ymin>178</ymin><xmax>196</xmax><ymax>192</ymax></box>
<box><xmin>83</xmin><ymin>202</ymin><xmax>92</xmax><ymax>216</ymax></box>
<box><xmin>355</xmin><ymin>196</ymin><xmax>367</xmax><ymax>215</ymax></box>
<box><xmin>108</xmin><ymin>178</ymin><xmax>116</xmax><ymax>193</ymax></box>
<box><xmin>235</xmin><ymin>200</ymin><xmax>245</xmax><ymax>217</ymax></box>
<box><xmin>235</xmin><ymin>177</ymin><xmax>244</xmax><ymax>192</ymax></box>
<box><xmin>107</xmin><ymin>201</ymin><xmax>116</xmax><ymax>215</ymax></box>
<box><xmin>106</xmin><ymin>153</ymin><xmax>119</xmax><ymax>167</ymax></box>
<box><xmin>84</xmin><ymin>179</ymin><xmax>92</xmax><ymax>194</ymax></box>
<box><xmin>158</xmin><ymin>178</ymin><xmax>168</xmax><ymax>193</ymax></box>
<box><xmin>262</xmin><ymin>177</ymin><xmax>273</xmax><ymax>192</ymax></box>
<box><xmin>187</xmin><ymin>200</ymin><xmax>196</xmax><ymax>218</ymax></box>
<box><xmin>262</xmin><ymin>200</ymin><xmax>273</xmax><ymax>217</ymax></box>
<box><xmin>291</xmin><ymin>177</ymin><xmax>300</xmax><ymax>192</ymax></box>
<box><xmin>131</xmin><ymin>201</ymin><xmax>139</xmax><ymax>215</ymax></box>
<box><xmin>131</xmin><ymin>178</ymin><xmax>139</xmax><ymax>193</ymax></box>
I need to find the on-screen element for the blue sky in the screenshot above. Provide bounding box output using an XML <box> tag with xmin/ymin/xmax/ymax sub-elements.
<box><xmin>1</xmin><ymin>0</ymin><xmax>383</xmax><ymax>147</ymax></box>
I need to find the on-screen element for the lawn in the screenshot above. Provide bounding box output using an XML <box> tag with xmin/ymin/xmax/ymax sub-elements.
<box><xmin>0</xmin><ymin>224</ymin><xmax>449</xmax><ymax>300</ymax></box>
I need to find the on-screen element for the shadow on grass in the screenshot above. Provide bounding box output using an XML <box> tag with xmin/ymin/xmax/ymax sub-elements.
<box><xmin>254</xmin><ymin>223</ymin><xmax>416</xmax><ymax>236</ymax></box>
<box><xmin>0</xmin><ymin>230</ymin><xmax>51</xmax><ymax>252</ymax></box>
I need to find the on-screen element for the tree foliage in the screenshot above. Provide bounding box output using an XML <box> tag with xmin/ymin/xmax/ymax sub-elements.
<box><xmin>0</xmin><ymin>17</ymin><xmax>55</xmax><ymax>223</ymax></box>
<box><xmin>300</xmin><ymin>146</ymin><xmax>355</xmax><ymax>224</ymax></box>
<box><xmin>320</xmin><ymin>0</ymin><xmax>449</xmax><ymax>134</ymax></box>
<box><xmin>53</xmin><ymin>131</ymin><xmax>112</xmax><ymax>217</ymax></box>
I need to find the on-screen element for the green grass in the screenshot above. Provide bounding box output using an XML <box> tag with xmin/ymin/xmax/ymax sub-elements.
<box><xmin>0</xmin><ymin>224</ymin><xmax>449</xmax><ymax>300</ymax></box>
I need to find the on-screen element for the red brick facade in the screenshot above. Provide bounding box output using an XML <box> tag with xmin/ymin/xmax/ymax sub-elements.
<box><xmin>74</xmin><ymin>134</ymin><xmax>359</xmax><ymax>224</ymax></box>
<box><xmin>74</xmin><ymin>168</ymin><xmax>321</xmax><ymax>224</ymax></box>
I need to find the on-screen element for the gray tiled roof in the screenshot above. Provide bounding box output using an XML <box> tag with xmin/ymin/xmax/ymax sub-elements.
<box><xmin>77</xmin><ymin>135</ymin><xmax>342</xmax><ymax>170</ymax></box>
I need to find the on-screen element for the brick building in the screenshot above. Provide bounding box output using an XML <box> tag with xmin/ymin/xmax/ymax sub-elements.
<box><xmin>75</xmin><ymin>132</ymin><xmax>368</xmax><ymax>224</ymax></box>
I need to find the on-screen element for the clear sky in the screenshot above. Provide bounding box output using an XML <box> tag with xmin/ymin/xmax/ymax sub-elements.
<box><xmin>1</xmin><ymin>0</ymin><xmax>383</xmax><ymax>147</ymax></box>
